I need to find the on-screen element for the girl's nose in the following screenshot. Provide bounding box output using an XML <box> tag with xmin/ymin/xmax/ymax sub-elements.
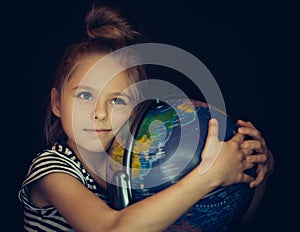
<box><xmin>92</xmin><ymin>102</ymin><xmax>108</xmax><ymax>121</ymax></box>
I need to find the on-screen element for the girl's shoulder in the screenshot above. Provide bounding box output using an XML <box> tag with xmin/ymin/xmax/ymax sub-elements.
<box><xmin>24</xmin><ymin>143</ymin><xmax>86</xmax><ymax>185</ymax></box>
<box><xmin>36</xmin><ymin>143</ymin><xmax>83</xmax><ymax>171</ymax></box>
<box><xmin>19</xmin><ymin>143</ymin><xmax>110</xmax><ymax>210</ymax></box>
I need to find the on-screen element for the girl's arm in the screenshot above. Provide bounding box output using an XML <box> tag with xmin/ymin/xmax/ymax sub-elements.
<box><xmin>31</xmin><ymin>119</ymin><xmax>255</xmax><ymax>232</ymax></box>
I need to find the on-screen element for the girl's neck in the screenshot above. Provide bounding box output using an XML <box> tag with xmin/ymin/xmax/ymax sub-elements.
<box><xmin>67</xmin><ymin>141</ymin><xmax>109</xmax><ymax>190</ymax></box>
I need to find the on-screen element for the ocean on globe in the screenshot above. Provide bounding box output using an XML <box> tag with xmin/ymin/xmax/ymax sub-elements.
<box><xmin>107</xmin><ymin>97</ymin><xmax>256</xmax><ymax>232</ymax></box>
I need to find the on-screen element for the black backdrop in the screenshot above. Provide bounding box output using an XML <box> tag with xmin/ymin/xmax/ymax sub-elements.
<box><xmin>3</xmin><ymin>0</ymin><xmax>299</xmax><ymax>231</ymax></box>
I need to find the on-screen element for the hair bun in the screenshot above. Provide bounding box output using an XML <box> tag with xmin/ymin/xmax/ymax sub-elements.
<box><xmin>86</xmin><ymin>5</ymin><xmax>140</xmax><ymax>42</ymax></box>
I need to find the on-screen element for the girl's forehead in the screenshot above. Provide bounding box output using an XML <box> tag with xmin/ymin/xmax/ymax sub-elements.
<box><xmin>69</xmin><ymin>55</ymin><xmax>127</xmax><ymax>87</ymax></box>
<box><xmin>66</xmin><ymin>61</ymin><xmax>131</xmax><ymax>95</ymax></box>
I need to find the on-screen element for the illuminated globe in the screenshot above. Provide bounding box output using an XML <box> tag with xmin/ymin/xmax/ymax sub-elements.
<box><xmin>107</xmin><ymin>97</ymin><xmax>256</xmax><ymax>232</ymax></box>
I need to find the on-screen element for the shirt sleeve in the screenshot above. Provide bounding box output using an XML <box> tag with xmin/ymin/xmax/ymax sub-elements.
<box><xmin>18</xmin><ymin>150</ymin><xmax>86</xmax><ymax>210</ymax></box>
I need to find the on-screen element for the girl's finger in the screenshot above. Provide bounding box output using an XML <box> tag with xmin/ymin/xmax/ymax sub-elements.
<box><xmin>240</xmin><ymin>140</ymin><xmax>262</xmax><ymax>150</ymax></box>
<box><xmin>237</xmin><ymin>120</ymin><xmax>255</xmax><ymax>128</ymax></box>
<box><xmin>246</xmin><ymin>154</ymin><xmax>267</xmax><ymax>163</ymax></box>
<box><xmin>238</xmin><ymin>127</ymin><xmax>264</xmax><ymax>142</ymax></box>
<box><xmin>230</xmin><ymin>132</ymin><xmax>245</xmax><ymax>145</ymax></box>
<box><xmin>207</xmin><ymin>118</ymin><xmax>219</xmax><ymax>141</ymax></box>
<box><xmin>249</xmin><ymin>169</ymin><xmax>265</xmax><ymax>188</ymax></box>
<box><xmin>241</xmin><ymin>148</ymin><xmax>254</xmax><ymax>156</ymax></box>
<box><xmin>199</xmin><ymin>118</ymin><xmax>221</xmax><ymax>174</ymax></box>
<box><xmin>241</xmin><ymin>173</ymin><xmax>255</xmax><ymax>184</ymax></box>
<box><xmin>244</xmin><ymin>160</ymin><xmax>255</xmax><ymax>170</ymax></box>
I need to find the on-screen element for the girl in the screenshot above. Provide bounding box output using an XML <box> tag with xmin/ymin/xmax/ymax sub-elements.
<box><xmin>19</xmin><ymin>4</ymin><xmax>274</xmax><ymax>232</ymax></box>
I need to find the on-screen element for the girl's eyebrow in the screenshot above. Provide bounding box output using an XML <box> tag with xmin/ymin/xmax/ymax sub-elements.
<box><xmin>72</xmin><ymin>85</ymin><xmax>94</xmax><ymax>91</ymax></box>
<box><xmin>73</xmin><ymin>86</ymin><xmax>133</xmax><ymax>100</ymax></box>
<box><xmin>110</xmin><ymin>91</ymin><xmax>133</xmax><ymax>100</ymax></box>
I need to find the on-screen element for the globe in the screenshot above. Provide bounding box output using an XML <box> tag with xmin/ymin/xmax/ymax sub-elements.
<box><xmin>107</xmin><ymin>97</ymin><xmax>256</xmax><ymax>232</ymax></box>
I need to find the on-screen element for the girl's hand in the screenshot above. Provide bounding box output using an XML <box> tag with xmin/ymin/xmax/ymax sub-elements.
<box><xmin>237</xmin><ymin>120</ymin><xmax>275</xmax><ymax>188</ymax></box>
<box><xmin>199</xmin><ymin>118</ymin><xmax>255</xmax><ymax>187</ymax></box>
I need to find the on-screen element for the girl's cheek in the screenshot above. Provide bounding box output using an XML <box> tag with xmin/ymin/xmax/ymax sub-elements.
<box><xmin>112</xmin><ymin>104</ymin><xmax>134</xmax><ymax>123</ymax></box>
<box><xmin>112</xmin><ymin>113</ymin><xmax>127</xmax><ymax>126</ymax></box>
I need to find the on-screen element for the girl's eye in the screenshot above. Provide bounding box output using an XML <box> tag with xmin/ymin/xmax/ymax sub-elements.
<box><xmin>77</xmin><ymin>91</ymin><xmax>93</xmax><ymax>100</ymax></box>
<box><xmin>111</xmin><ymin>97</ymin><xmax>126</xmax><ymax>105</ymax></box>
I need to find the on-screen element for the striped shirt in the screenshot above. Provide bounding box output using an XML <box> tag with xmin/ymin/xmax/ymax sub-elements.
<box><xmin>18</xmin><ymin>143</ymin><xmax>110</xmax><ymax>232</ymax></box>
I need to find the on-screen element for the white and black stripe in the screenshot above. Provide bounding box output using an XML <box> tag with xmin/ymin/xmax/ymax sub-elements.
<box><xmin>18</xmin><ymin>143</ymin><xmax>110</xmax><ymax>231</ymax></box>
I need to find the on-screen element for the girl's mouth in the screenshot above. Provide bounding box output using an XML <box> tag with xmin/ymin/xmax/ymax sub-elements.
<box><xmin>84</xmin><ymin>128</ymin><xmax>112</xmax><ymax>136</ymax></box>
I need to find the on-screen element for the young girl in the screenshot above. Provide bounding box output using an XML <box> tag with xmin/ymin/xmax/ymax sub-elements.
<box><xmin>18</xmin><ymin>4</ymin><xmax>274</xmax><ymax>232</ymax></box>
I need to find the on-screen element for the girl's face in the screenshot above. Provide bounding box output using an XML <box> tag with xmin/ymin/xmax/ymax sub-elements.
<box><xmin>52</xmin><ymin>55</ymin><xmax>135</xmax><ymax>154</ymax></box>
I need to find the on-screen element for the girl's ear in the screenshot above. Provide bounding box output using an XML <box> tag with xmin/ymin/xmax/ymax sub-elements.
<box><xmin>51</xmin><ymin>88</ymin><xmax>61</xmax><ymax>118</ymax></box>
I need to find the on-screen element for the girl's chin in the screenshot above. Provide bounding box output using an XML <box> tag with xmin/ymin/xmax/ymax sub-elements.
<box><xmin>74</xmin><ymin>143</ymin><xmax>109</xmax><ymax>154</ymax></box>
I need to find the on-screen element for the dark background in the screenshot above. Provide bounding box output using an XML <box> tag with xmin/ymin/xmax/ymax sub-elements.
<box><xmin>2</xmin><ymin>0</ymin><xmax>299</xmax><ymax>231</ymax></box>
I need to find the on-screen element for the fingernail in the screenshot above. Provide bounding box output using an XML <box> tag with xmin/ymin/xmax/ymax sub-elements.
<box><xmin>210</xmin><ymin>118</ymin><xmax>217</xmax><ymax>124</ymax></box>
